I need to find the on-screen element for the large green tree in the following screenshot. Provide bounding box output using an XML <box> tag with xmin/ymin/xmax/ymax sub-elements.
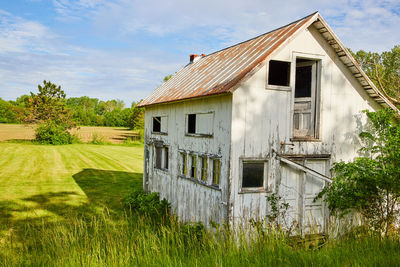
<box><xmin>352</xmin><ymin>45</ymin><xmax>400</xmax><ymax>105</ymax></box>
<box><xmin>26</xmin><ymin>81</ymin><xmax>76</xmax><ymax>144</ymax></box>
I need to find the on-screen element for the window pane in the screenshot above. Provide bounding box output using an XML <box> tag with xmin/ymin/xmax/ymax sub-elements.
<box><xmin>155</xmin><ymin>147</ymin><xmax>162</xmax><ymax>169</ymax></box>
<box><xmin>153</xmin><ymin>117</ymin><xmax>161</xmax><ymax>132</ymax></box>
<box><xmin>188</xmin><ymin>114</ymin><xmax>196</xmax><ymax>134</ymax></box>
<box><xmin>242</xmin><ymin>162</ymin><xmax>264</xmax><ymax>188</ymax></box>
<box><xmin>201</xmin><ymin>157</ymin><xmax>207</xmax><ymax>182</ymax></box>
<box><xmin>190</xmin><ymin>155</ymin><xmax>197</xmax><ymax>178</ymax></box>
<box><xmin>268</xmin><ymin>60</ymin><xmax>290</xmax><ymax>86</ymax></box>
<box><xmin>295</xmin><ymin>66</ymin><xmax>312</xmax><ymax>98</ymax></box>
<box><xmin>213</xmin><ymin>159</ymin><xmax>220</xmax><ymax>186</ymax></box>
<box><xmin>182</xmin><ymin>153</ymin><xmax>187</xmax><ymax>175</ymax></box>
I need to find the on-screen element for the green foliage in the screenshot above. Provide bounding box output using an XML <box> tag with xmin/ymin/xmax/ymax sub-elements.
<box><xmin>26</xmin><ymin>81</ymin><xmax>77</xmax><ymax>145</ymax></box>
<box><xmin>127</xmin><ymin>101</ymin><xmax>144</xmax><ymax>129</ymax></box>
<box><xmin>163</xmin><ymin>74</ymin><xmax>173</xmax><ymax>82</ymax></box>
<box><xmin>317</xmin><ymin>109</ymin><xmax>400</xmax><ymax>235</ymax></box>
<box><xmin>35</xmin><ymin>122</ymin><xmax>78</xmax><ymax>145</ymax></box>
<box><xmin>351</xmin><ymin>45</ymin><xmax>400</xmax><ymax>105</ymax></box>
<box><xmin>124</xmin><ymin>189</ymin><xmax>170</xmax><ymax>219</ymax></box>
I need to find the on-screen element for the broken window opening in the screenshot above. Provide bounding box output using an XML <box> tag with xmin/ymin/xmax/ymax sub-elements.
<box><xmin>201</xmin><ymin>156</ymin><xmax>208</xmax><ymax>182</ymax></box>
<box><xmin>190</xmin><ymin>154</ymin><xmax>197</xmax><ymax>179</ymax></box>
<box><xmin>242</xmin><ymin>162</ymin><xmax>265</xmax><ymax>188</ymax></box>
<box><xmin>155</xmin><ymin>146</ymin><xmax>162</xmax><ymax>169</ymax></box>
<box><xmin>153</xmin><ymin>117</ymin><xmax>161</xmax><ymax>132</ymax></box>
<box><xmin>188</xmin><ymin>114</ymin><xmax>196</xmax><ymax>134</ymax></box>
<box><xmin>154</xmin><ymin>146</ymin><xmax>168</xmax><ymax>171</ymax></box>
<box><xmin>268</xmin><ymin>60</ymin><xmax>291</xmax><ymax>87</ymax></box>
<box><xmin>293</xmin><ymin>58</ymin><xmax>319</xmax><ymax>138</ymax></box>
<box><xmin>212</xmin><ymin>159</ymin><xmax>220</xmax><ymax>186</ymax></box>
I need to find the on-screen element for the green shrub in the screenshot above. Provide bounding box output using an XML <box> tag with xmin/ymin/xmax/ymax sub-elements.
<box><xmin>35</xmin><ymin>123</ymin><xmax>78</xmax><ymax>145</ymax></box>
<box><xmin>124</xmin><ymin>190</ymin><xmax>170</xmax><ymax>219</ymax></box>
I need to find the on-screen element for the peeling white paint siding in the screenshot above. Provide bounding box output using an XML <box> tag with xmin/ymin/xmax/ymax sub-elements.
<box><xmin>144</xmin><ymin>95</ymin><xmax>232</xmax><ymax>225</ymax></box>
<box><xmin>229</xmin><ymin>25</ymin><xmax>380</xmax><ymax>227</ymax></box>
<box><xmin>142</xmin><ymin>23</ymin><xmax>382</xmax><ymax>230</ymax></box>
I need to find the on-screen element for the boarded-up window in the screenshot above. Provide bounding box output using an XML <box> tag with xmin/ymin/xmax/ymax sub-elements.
<box><xmin>186</xmin><ymin>112</ymin><xmax>213</xmax><ymax>136</ymax></box>
<box><xmin>242</xmin><ymin>162</ymin><xmax>264</xmax><ymax>188</ymax></box>
<box><xmin>201</xmin><ymin>156</ymin><xmax>207</xmax><ymax>182</ymax></box>
<box><xmin>268</xmin><ymin>60</ymin><xmax>291</xmax><ymax>86</ymax></box>
<box><xmin>212</xmin><ymin>159</ymin><xmax>220</xmax><ymax>186</ymax></box>
<box><xmin>152</xmin><ymin>116</ymin><xmax>168</xmax><ymax>133</ymax></box>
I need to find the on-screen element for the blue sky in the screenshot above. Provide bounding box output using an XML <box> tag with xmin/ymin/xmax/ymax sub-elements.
<box><xmin>0</xmin><ymin>0</ymin><xmax>399</xmax><ymax>106</ymax></box>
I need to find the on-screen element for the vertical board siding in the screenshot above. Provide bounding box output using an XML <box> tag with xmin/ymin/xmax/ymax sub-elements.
<box><xmin>144</xmin><ymin>95</ymin><xmax>232</xmax><ymax>225</ymax></box>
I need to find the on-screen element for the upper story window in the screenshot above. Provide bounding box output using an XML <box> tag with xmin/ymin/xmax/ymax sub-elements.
<box><xmin>268</xmin><ymin>60</ymin><xmax>291</xmax><ymax>87</ymax></box>
<box><xmin>152</xmin><ymin>116</ymin><xmax>168</xmax><ymax>134</ymax></box>
<box><xmin>293</xmin><ymin>58</ymin><xmax>320</xmax><ymax>139</ymax></box>
<box><xmin>186</xmin><ymin>112</ymin><xmax>213</xmax><ymax>137</ymax></box>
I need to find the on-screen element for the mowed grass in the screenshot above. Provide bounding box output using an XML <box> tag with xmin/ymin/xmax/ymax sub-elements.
<box><xmin>0</xmin><ymin>123</ymin><xmax>138</xmax><ymax>143</ymax></box>
<box><xmin>0</xmin><ymin>143</ymin><xmax>143</xmax><ymax>228</ymax></box>
<box><xmin>1</xmin><ymin>143</ymin><xmax>400</xmax><ymax>266</ymax></box>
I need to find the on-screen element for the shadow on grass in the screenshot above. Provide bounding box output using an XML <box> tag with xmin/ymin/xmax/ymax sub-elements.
<box><xmin>0</xmin><ymin>169</ymin><xmax>143</xmax><ymax>241</ymax></box>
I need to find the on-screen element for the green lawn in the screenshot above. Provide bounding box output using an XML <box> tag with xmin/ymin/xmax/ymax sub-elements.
<box><xmin>0</xmin><ymin>143</ymin><xmax>143</xmax><ymax>235</ymax></box>
<box><xmin>1</xmin><ymin>143</ymin><xmax>400</xmax><ymax>266</ymax></box>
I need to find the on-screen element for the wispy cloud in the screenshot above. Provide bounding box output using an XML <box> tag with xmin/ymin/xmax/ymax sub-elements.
<box><xmin>0</xmin><ymin>0</ymin><xmax>399</xmax><ymax>104</ymax></box>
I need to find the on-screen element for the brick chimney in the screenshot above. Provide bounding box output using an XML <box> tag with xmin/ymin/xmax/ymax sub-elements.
<box><xmin>190</xmin><ymin>54</ymin><xmax>205</xmax><ymax>63</ymax></box>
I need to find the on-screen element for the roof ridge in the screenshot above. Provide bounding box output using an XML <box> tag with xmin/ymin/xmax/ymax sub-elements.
<box><xmin>204</xmin><ymin>11</ymin><xmax>319</xmax><ymax>58</ymax></box>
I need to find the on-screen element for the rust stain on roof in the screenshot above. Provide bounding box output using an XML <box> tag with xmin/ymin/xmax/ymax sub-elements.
<box><xmin>138</xmin><ymin>13</ymin><xmax>316</xmax><ymax>107</ymax></box>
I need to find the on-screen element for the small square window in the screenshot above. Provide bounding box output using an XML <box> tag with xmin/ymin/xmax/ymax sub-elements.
<box><xmin>268</xmin><ymin>60</ymin><xmax>291</xmax><ymax>87</ymax></box>
<box><xmin>242</xmin><ymin>162</ymin><xmax>265</xmax><ymax>188</ymax></box>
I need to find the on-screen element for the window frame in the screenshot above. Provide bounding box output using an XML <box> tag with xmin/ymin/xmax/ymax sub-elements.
<box><xmin>212</xmin><ymin>158</ymin><xmax>221</xmax><ymax>187</ymax></box>
<box><xmin>190</xmin><ymin>154</ymin><xmax>197</xmax><ymax>179</ymax></box>
<box><xmin>185</xmin><ymin>112</ymin><xmax>214</xmax><ymax>137</ymax></box>
<box><xmin>290</xmin><ymin>53</ymin><xmax>323</xmax><ymax>141</ymax></box>
<box><xmin>266</xmin><ymin>59</ymin><xmax>292</xmax><ymax>91</ymax></box>
<box><xmin>153</xmin><ymin>145</ymin><xmax>169</xmax><ymax>172</ymax></box>
<box><xmin>152</xmin><ymin>115</ymin><xmax>168</xmax><ymax>135</ymax></box>
<box><xmin>239</xmin><ymin>158</ymin><xmax>269</xmax><ymax>193</ymax></box>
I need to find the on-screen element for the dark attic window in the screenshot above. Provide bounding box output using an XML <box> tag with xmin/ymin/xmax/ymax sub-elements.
<box><xmin>268</xmin><ymin>60</ymin><xmax>291</xmax><ymax>86</ymax></box>
<box><xmin>242</xmin><ymin>162</ymin><xmax>264</xmax><ymax>188</ymax></box>
<box><xmin>153</xmin><ymin>117</ymin><xmax>161</xmax><ymax>132</ymax></box>
<box><xmin>188</xmin><ymin>114</ymin><xmax>196</xmax><ymax>134</ymax></box>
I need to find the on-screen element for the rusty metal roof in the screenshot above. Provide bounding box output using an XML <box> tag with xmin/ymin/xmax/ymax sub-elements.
<box><xmin>138</xmin><ymin>12</ymin><xmax>317</xmax><ymax>107</ymax></box>
<box><xmin>138</xmin><ymin>12</ymin><xmax>398</xmax><ymax>112</ymax></box>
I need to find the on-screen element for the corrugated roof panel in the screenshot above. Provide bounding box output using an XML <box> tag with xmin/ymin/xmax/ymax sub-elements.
<box><xmin>138</xmin><ymin>13</ymin><xmax>316</xmax><ymax>107</ymax></box>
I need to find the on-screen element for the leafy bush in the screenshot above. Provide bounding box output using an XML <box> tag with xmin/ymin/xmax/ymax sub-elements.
<box><xmin>317</xmin><ymin>109</ymin><xmax>400</xmax><ymax>235</ymax></box>
<box><xmin>124</xmin><ymin>190</ymin><xmax>170</xmax><ymax>219</ymax></box>
<box><xmin>35</xmin><ymin>122</ymin><xmax>78</xmax><ymax>145</ymax></box>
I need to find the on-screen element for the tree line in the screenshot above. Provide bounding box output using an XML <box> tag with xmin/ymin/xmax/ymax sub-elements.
<box><xmin>0</xmin><ymin>94</ymin><xmax>144</xmax><ymax>129</ymax></box>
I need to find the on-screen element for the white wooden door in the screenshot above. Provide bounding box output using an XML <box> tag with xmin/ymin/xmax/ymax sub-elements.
<box><xmin>279</xmin><ymin>158</ymin><xmax>328</xmax><ymax>234</ymax></box>
<box><xmin>303</xmin><ymin>159</ymin><xmax>327</xmax><ymax>233</ymax></box>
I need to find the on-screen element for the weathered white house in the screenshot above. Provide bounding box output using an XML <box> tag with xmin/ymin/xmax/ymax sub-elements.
<box><xmin>137</xmin><ymin>12</ymin><xmax>398</xmax><ymax>232</ymax></box>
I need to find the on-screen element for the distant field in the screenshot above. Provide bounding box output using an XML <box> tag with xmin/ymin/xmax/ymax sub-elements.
<box><xmin>0</xmin><ymin>123</ymin><xmax>139</xmax><ymax>143</ymax></box>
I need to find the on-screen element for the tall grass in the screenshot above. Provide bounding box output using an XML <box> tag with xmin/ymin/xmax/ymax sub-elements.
<box><xmin>1</xmin><ymin>211</ymin><xmax>399</xmax><ymax>266</ymax></box>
